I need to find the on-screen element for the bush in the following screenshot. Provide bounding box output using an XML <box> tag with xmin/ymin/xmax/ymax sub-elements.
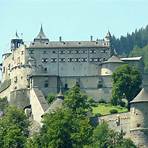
<box><xmin>95</xmin><ymin>113</ymin><xmax>102</xmax><ymax>117</ymax></box>
<box><xmin>120</xmin><ymin>101</ymin><xmax>126</xmax><ymax>107</ymax></box>
<box><xmin>98</xmin><ymin>99</ymin><xmax>107</xmax><ymax>104</ymax></box>
<box><xmin>109</xmin><ymin>109</ymin><xmax>118</xmax><ymax>114</ymax></box>
<box><xmin>46</xmin><ymin>94</ymin><xmax>55</xmax><ymax>104</ymax></box>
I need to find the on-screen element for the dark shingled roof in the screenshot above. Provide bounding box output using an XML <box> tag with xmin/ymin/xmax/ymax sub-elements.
<box><xmin>130</xmin><ymin>88</ymin><xmax>148</xmax><ymax>103</ymax></box>
<box><xmin>102</xmin><ymin>55</ymin><xmax>124</xmax><ymax>64</ymax></box>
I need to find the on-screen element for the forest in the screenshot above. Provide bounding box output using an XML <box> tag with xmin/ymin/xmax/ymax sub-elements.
<box><xmin>111</xmin><ymin>25</ymin><xmax>148</xmax><ymax>72</ymax></box>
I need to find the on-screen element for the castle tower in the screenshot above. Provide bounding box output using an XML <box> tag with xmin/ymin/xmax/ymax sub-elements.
<box><xmin>100</xmin><ymin>55</ymin><xmax>124</xmax><ymax>76</ymax></box>
<box><xmin>104</xmin><ymin>31</ymin><xmax>111</xmax><ymax>46</ymax></box>
<box><xmin>11</xmin><ymin>32</ymin><xmax>24</xmax><ymax>50</ymax></box>
<box><xmin>130</xmin><ymin>88</ymin><xmax>148</xmax><ymax>148</ymax></box>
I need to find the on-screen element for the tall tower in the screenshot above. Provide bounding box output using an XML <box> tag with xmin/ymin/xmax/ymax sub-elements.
<box><xmin>130</xmin><ymin>87</ymin><xmax>148</xmax><ymax>148</ymax></box>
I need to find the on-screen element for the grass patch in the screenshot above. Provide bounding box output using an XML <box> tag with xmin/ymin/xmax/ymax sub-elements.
<box><xmin>92</xmin><ymin>103</ymin><xmax>128</xmax><ymax>116</ymax></box>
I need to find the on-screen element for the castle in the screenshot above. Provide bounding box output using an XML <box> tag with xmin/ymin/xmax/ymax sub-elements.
<box><xmin>0</xmin><ymin>26</ymin><xmax>148</xmax><ymax>147</ymax></box>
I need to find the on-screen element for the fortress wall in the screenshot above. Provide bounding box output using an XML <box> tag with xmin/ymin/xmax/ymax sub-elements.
<box><xmin>99</xmin><ymin>112</ymin><xmax>130</xmax><ymax>138</ymax></box>
<box><xmin>9</xmin><ymin>88</ymin><xmax>30</xmax><ymax>109</ymax></box>
<box><xmin>10</xmin><ymin>66</ymin><xmax>31</xmax><ymax>91</ymax></box>
<box><xmin>101</xmin><ymin>63</ymin><xmax>124</xmax><ymax>76</ymax></box>
<box><xmin>2</xmin><ymin>53</ymin><xmax>13</xmax><ymax>82</ymax></box>
<box><xmin>60</xmin><ymin>76</ymin><xmax>112</xmax><ymax>101</ymax></box>
<box><xmin>0</xmin><ymin>86</ymin><xmax>11</xmax><ymax>101</ymax></box>
<box><xmin>32</xmin><ymin>76</ymin><xmax>58</xmax><ymax>97</ymax></box>
<box><xmin>30</xmin><ymin>87</ymin><xmax>49</xmax><ymax>124</ymax></box>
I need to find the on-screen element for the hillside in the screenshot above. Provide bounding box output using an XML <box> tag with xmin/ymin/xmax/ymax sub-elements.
<box><xmin>111</xmin><ymin>25</ymin><xmax>148</xmax><ymax>55</ymax></box>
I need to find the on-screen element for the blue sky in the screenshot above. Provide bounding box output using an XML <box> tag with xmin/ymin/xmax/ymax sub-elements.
<box><xmin>0</xmin><ymin>0</ymin><xmax>148</xmax><ymax>56</ymax></box>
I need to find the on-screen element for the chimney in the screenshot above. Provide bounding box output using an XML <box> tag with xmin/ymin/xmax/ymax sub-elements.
<box><xmin>59</xmin><ymin>36</ymin><xmax>62</xmax><ymax>42</ymax></box>
<box><xmin>90</xmin><ymin>36</ymin><xmax>93</xmax><ymax>41</ymax></box>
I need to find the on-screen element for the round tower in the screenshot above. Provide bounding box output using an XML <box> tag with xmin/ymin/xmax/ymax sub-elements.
<box><xmin>100</xmin><ymin>55</ymin><xmax>124</xmax><ymax>76</ymax></box>
<box><xmin>130</xmin><ymin>88</ymin><xmax>148</xmax><ymax>148</ymax></box>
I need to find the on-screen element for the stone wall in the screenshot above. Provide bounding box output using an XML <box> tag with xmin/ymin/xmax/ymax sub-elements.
<box><xmin>30</xmin><ymin>87</ymin><xmax>49</xmax><ymax>125</ymax></box>
<box><xmin>99</xmin><ymin>112</ymin><xmax>130</xmax><ymax>138</ymax></box>
<box><xmin>10</xmin><ymin>88</ymin><xmax>30</xmax><ymax>109</ymax></box>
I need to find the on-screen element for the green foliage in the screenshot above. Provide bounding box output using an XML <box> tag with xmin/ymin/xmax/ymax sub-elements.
<box><xmin>46</xmin><ymin>93</ymin><xmax>55</xmax><ymax>104</ymax></box>
<box><xmin>130</xmin><ymin>45</ymin><xmax>148</xmax><ymax>72</ymax></box>
<box><xmin>27</xmin><ymin>85</ymin><xmax>94</xmax><ymax>148</ymax></box>
<box><xmin>92</xmin><ymin>103</ymin><xmax>128</xmax><ymax>116</ymax></box>
<box><xmin>26</xmin><ymin>86</ymin><xmax>135</xmax><ymax>148</ymax></box>
<box><xmin>0</xmin><ymin>97</ymin><xmax>8</xmax><ymax>112</ymax></box>
<box><xmin>91</xmin><ymin>122</ymin><xmax>136</xmax><ymax>148</ymax></box>
<box><xmin>0</xmin><ymin>106</ymin><xmax>29</xmax><ymax>148</ymax></box>
<box><xmin>112</xmin><ymin>64</ymin><xmax>142</xmax><ymax>108</ymax></box>
<box><xmin>98</xmin><ymin>99</ymin><xmax>107</xmax><ymax>104</ymax></box>
<box><xmin>109</xmin><ymin>109</ymin><xmax>118</xmax><ymax>114</ymax></box>
<box><xmin>111</xmin><ymin>25</ymin><xmax>148</xmax><ymax>55</ymax></box>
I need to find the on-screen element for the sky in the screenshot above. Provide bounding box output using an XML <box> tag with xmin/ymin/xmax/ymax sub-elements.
<box><xmin>0</xmin><ymin>0</ymin><xmax>148</xmax><ymax>57</ymax></box>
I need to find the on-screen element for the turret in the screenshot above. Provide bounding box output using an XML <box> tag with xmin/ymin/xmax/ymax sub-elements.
<box><xmin>11</xmin><ymin>32</ymin><xmax>24</xmax><ymax>50</ymax></box>
<box><xmin>100</xmin><ymin>55</ymin><xmax>124</xmax><ymax>76</ymax></box>
<box><xmin>34</xmin><ymin>25</ymin><xmax>49</xmax><ymax>43</ymax></box>
<box><xmin>130</xmin><ymin>87</ymin><xmax>148</xmax><ymax>147</ymax></box>
<box><xmin>56</xmin><ymin>89</ymin><xmax>64</xmax><ymax>100</ymax></box>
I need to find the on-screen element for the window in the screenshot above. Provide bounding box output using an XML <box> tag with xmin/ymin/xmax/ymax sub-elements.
<box><xmin>64</xmin><ymin>83</ymin><xmax>68</xmax><ymax>90</ymax></box>
<box><xmin>8</xmin><ymin>64</ymin><xmax>10</xmax><ymax>70</ymax></box>
<box><xmin>21</xmin><ymin>51</ymin><xmax>24</xmax><ymax>55</ymax></box>
<box><xmin>59</xmin><ymin>50</ymin><xmax>65</xmax><ymax>54</ymax></box>
<box><xmin>81</xmin><ymin>58</ymin><xmax>87</xmax><ymax>62</ymax></box>
<box><xmin>75</xmin><ymin>58</ymin><xmax>79</xmax><ymax>62</ymax></box>
<box><xmin>81</xmin><ymin>50</ymin><xmax>87</xmax><ymax>54</ymax></box>
<box><xmin>52</xmin><ymin>51</ymin><xmax>56</xmax><ymax>54</ymax></box>
<box><xmin>51</xmin><ymin>58</ymin><xmax>57</xmax><ymax>62</ymax></box>
<box><xmin>67</xmin><ymin>50</ymin><xmax>71</xmax><ymax>54</ymax></box>
<box><xmin>30</xmin><ymin>50</ymin><xmax>34</xmax><ymax>54</ymax></box>
<box><xmin>68</xmin><ymin>58</ymin><xmax>74</xmax><ymax>62</ymax></box>
<box><xmin>75</xmin><ymin>50</ymin><xmax>79</xmax><ymax>54</ymax></box>
<box><xmin>101</xmin><ymin>49</ymin><xmax>106</xmax><ymax>53</ymax></box>
<box><xmin>42</xmin><ymin>58</ymin><xmax>48</xmax><ymax>63</ymax></box>
<box><xmin>90</xmin><ymin>49</ymin><xmax>96</xmax><ymax>54</ymax></box>
<box><xmin>14</xmin><ymin>76</ymin><xmax>17</xmax><ymax>83</ymax></box>
<box><xmin>3</xmin><ymin>67</ymin><xmax>5</xmax><ymax>73</ymax></box>
<box><xmin>59</xmin><ymin>58</ymin><xmax>65</xmax><ymax>62</ymax></box>
<box><xmin>17</xmin><ymin>57</ymin><xmax>20</xmax><ymax>64</ymax></box>
<box><xmin>44</xmin><ymin>67</ymin><xmax>47</xmax><ymax>72</ymax></box>
<box><xmin>44</xmin><ymin>80</ymin><xmax>48</xmax><ymax>88</ymax></box>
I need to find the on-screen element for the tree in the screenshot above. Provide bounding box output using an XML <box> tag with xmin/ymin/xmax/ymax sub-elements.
<box><xmin>111</xmin><ymin>64</ymin><xmax>142</xmax><ymax>108</ymax></box>
<box><xmin>26</xmin><ymin>86</ymin><xmax>94</xmax><ymax>148</ymax></box>
<box><xmin>0</xmin><ymin>97</ymin><xmax>8</xmax><ymax>113</ymax></box>
<box><xmin>46</xmin><ymin>93</ymin><xmax>55</xmax><ymax>104</ymax></box>
<box><xmin>91</xmin><ymin>122</ymin><xmax>136</xmax><ymax>148</ymax></box>
<box><xmin>0</xmin><ymin>106</ymin><xmax>29</xmax><ymax>148</ymax></box>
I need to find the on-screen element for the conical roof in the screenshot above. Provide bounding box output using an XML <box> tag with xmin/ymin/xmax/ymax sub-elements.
<box><xmin>103</xmin><ymin>55</ymin><xmax>124</xmax><ymax>64</ymax></box>
<box><xmin>56</xmin><ymin>89</ymin><xmax>64</xmax><ymax>99</ymax></box>
<box><xmin>130</xmin><ymin>88</ymin><xmax>148</xmax><ymax>103</ymax></box>
<box><xmin>34</xmin><ymin>25</ymin><xmax>49</xmax><ymax>42</ymax></box>
<box><xmin>105</xmin><ymin>31</ymin><xmax>111</xmax><ymax>38</ymax></box>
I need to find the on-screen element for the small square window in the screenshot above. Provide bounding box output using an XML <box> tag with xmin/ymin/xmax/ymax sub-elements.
<box><xmin>44</xmin><ymin>68</ymin><xmax>47</xmax><ymax>72</ymax></box>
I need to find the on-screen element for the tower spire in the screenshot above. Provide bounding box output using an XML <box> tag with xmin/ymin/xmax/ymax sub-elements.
<box><xmin>34</xmin><ymin>24</ymin><xmax>49</xmax><ymax>42</ymax></box>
